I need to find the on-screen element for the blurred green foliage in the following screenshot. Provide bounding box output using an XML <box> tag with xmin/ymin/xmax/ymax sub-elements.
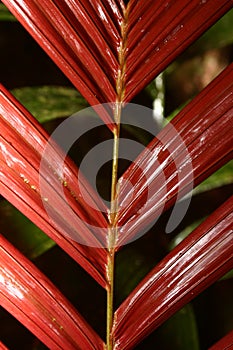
<box><xmin>0</xmin><ymin>3</ymin><xmax>16</xmax><ymax>21</ymax></box>
<box><xmin>12</xmin><ymin>86</ymin><xmax>88</xmax><ymax>123</ymax></box>
<box><xmin>0</xmin><ymin>201</ymin><xmax>55</xmax><ymax>259</ymax></box>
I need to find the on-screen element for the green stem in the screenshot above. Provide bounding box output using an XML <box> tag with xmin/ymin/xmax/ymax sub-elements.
<box><xmin>106</xmin><ymin>5</ymin><xmax>128</xmax><ymax>345</ymax></box>
<box><xmin>110</xmin><ymin>127</ymin><xmax>120</xmax><ymax>225</ymax></box>
<box><xmin>106</xmin><ymin>104</ymin><xmax>122</xmax><ymax>350</ymax></box>
<box><xmin>106</xmin><ymin>248</ymin><xmax>115</xmax><ymax>350</ymax></box>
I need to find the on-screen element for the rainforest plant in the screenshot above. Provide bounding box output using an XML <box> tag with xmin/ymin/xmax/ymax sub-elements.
<box><xmin>0</xmin><ymin>0</ymin><xmax>233</xmax><ymax>349</ymax></box>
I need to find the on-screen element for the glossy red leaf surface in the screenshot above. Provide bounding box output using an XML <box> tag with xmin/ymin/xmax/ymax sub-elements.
<box><xmin>113</xmin><ymin>196</ymin><xmax>233</xmax><ymax>350</ymax></box>
<box><xmin>2</xmin><ymin>0</ymin><xmax>232</xmax><ymax>114</ymax></box>
<box><xmin>0</xmin><ymin>1</ymin><xmax>233</xmax><ymax>348</ymax></box>
<box><xmin>0</xmin><ymin>85</ymin><xmax>109</xmax><ymax>288</ymax></box>
<box><xmin>124</xmin><ymin>0</ymin><xmax>233</xmax><ymax>101</ymax></box>
<box><xmin>208</xmin><ymin>329</ymin><xmax>233</xmax><ymax>350</ymax></box>
<box><xmin>116</xmin><ymin>64</ymin><xmax>233</xmax><ymax>247</ymax></box>
<box><xmin>1</xmin><ymin>0</ymin><xmax>123</xmax><ymax>129</ymax></box>
<box><xmin>0</xmin><ymin>235</ymin><xmax>104</xmax><ymax>350</ymax></box>
<box><xmin>0</xmin><ymin>342</ymin><xmax>8</xmax><ymax>350</ymax></box>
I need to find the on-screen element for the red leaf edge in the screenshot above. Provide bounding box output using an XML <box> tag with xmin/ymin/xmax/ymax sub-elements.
<box><xmin>113</xmin><ymin>196</ymin><xmax>233</xmax><ymax>349</ymax></box>
<box><xmin>208</xmin><ymin>329</ymin><xmax>233</xmax><ymax>350</ymax></box>
<box><xmin>0</xmin><ymin>342</ymin><xmax>8</xmax><ymax>350</ymax></box>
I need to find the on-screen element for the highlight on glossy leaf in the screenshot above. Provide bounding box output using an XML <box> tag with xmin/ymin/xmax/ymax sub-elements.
<box><xmin>113</xmin><ymin>196</ymin><xmax>233</xmax><ymax>349</ymax></box>
<box><xmin>116</xmin><ymin>64</ymin><xmax>233</xmax><ymax>247</ymax></box>
<box><xmin>0</xmin><ymin>341</ymin><xmax>8</xmax><ymax>350</ymax></box>
<box><xmin>0</xmin><ymin>234</ymin><xmax>105</xmax><ymax>350</ymax></box>
<box><xmin>0</xmin><ymin>85</ymin><xmax>109</xmax><ymax>288</ymax></box>
<box><xmin>1</xmin><ymin>0</ymin><xmax>123</xmax><ymax>129</ymax></box>
<box><xmin>2</xmin><ymin>0</ymin><xmax>232</xmax><ymax>112</ymax></box>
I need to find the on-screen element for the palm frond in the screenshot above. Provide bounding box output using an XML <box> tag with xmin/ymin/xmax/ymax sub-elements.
<box><xmin>0</xmin><ymin>235</ymin><xmax>105</xmax><ymax>350</ymax></box>
<box><xmin>1</xmin><ymin>0</ymin><xmax>124</xmax><ymax>128</ymax></box>
<box><xmin>2</xmin><ymin>0</ymin><xmax>231</xmax><ymax>111</ymax></box>
<box><xmin>113</xmin><ymin>196</ymin><xmax>233</xmax><ymax>349</ymax></box>
<box><xmin>209</xmin><ymin>329</ymin><xmax>233</xmax><ymax>350</ymax></box>
<box><xmin>0</xmin><ymin>1</ymin><xmax>232</xmax><ymax>349</ymax></box>
<box><xmin>116</xmin><ymin>64</ymin><xmax>233</xmax><ymax>246</ymax></box>
<box><xmin>124</xmin><ymin>0</ymin><xmax>232</xmax><ymax>101</ymax></box>
<box><xmin>0</xmin><ymin>86</ymin><xmax>109</xmax><ymax>288</ymax></box>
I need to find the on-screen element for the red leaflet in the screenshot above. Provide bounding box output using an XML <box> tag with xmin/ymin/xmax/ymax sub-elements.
<box><xmin>0</xmin><ymin>235</ymin><xmax>105</xmax><ymax>350</ymax></box>
<box><xmin>113</xmin><ymin>196</ymin><xmax>233</xmax><ymax>350</ymax></box>
<box><xmin>3</xmin><ymin>0</ymin><xmax>232</xmax><ymax>115</ymax></box>
<box><xmin>208</xmin><ymin>329</ymin><xmax>233</xmax><ymax>350</ymax></box>
<box><xmin>116</xmin><ymin>64</ymin><xmax>233</xmax><ymax>247</ymax></box>
<box><xmin>1</xmin><ymin>0</ymin><xmax>122</xmax><ymax>129</ymax></box>
<box><xmin>0</xmin><ymin>342</ymin><xmax>8</xmax><ymax>350</ymax></box>
<box><xmin>124</xmin><ymin>0</ymin><xmax>233</xmax><ymax>101</ymax></box>
<box><xmin>0</xmin><ymin>86</ymin><xmax>109</xmax><ymax>288</ymax></box>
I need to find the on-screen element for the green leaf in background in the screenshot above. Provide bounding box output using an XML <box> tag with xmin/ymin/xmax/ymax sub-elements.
<box><xmin>169</xmin><ymin>161</ymin><xmax>232</xmax><ymax>250</ymax></box>
<box><xmin>166</xmin><ymin>100</ymin><xmax>190</xmax><ymax>123</ymax></box>
<box><xmin>115</xmin><ymin>244</ymin><xmax>156</xmax><ymax>306</ymax></box>
<box><xmin>11</xmin><ymin>86</ymin><xmax>89</xmax><ymax>123</ymax></box>
<box><xmin>190</xmin><ymin>9</ymin><xmax>233</xmax><ymax>52</ymax></box>
<box><xmin>0</xmin><ymin>3</ymin><xmax>16</xmax><ymax>21</ymax></box>
<box><xmin>137</xmin><ymin>304</ymin><xmax>200</xmax><ymax>350</ymax></box>
<box><xmin>194</xmin><ymin>160</ymin><xmax>233</xmax><ymax>194</ymax></box>
<box><xmin>220</xmin><ymin>270</ymin><xmax>233</xmax><ymax>281</ymax></box>
<box><xmin>0</xmin><ymin>200</ymin><xmax>55</xmax><ymax>259</ymax></box>
<box><xmin>157</xmin><ymin>304</ymin><xmax>200</xmax><ymax>350</ymax></box>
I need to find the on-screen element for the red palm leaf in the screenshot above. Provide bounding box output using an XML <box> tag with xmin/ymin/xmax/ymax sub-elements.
<box><xmin>116</xmin><ymin>64</ymin><xmax>233</xmax><ymax>246</ymax></box>
<box><xmin>113</xmin><ymin>196</ymin><xmax>233</xmax><ymax>349</ymax></box>
<box><xmin>0</xmin><ymin>85</ymin><xmax>109</xmax><ymax>288</ymax></box>
<box><xmin>1</xmin><ymin>0</ymin><xmax>123</xmax><ymax>128</ymax></box>
<box><xmin>0</xmin><ymin>342</ymin><xmax>8</xmax><ymax>350</ymax></box>
<box><xmin>0</xmin><ymin>234</ymin><xmax>105</xmax><ymax>350</ymax></box>
<box><xmin>124</xmin><ymin>0</ymin><xmax>232</xmax><ymax>101</ymax></box>
<box><xmin>209</xmin><ymin>329</ymin><xmax>233</xmax><ymax>350</ymax></box>
<box><xmin>2</xmin><ymin>0</ymin><xmax>232</xmax><ymax>109</ymax></box>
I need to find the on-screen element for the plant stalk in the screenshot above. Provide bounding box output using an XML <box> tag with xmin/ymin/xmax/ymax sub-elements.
<box><xmin>106</xmin><ymin>103</ymin><xmax>122</xmax><ymax>350</ymax></box>
<box><xmin>106</xmin><ymin>247</ymin><xmax>115</xmax><ymax>350</ymax></box>
<box><xmin>106</xmin><ymin>5</ymin><xmax>127</xmax><ymax>345</ymax></box>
